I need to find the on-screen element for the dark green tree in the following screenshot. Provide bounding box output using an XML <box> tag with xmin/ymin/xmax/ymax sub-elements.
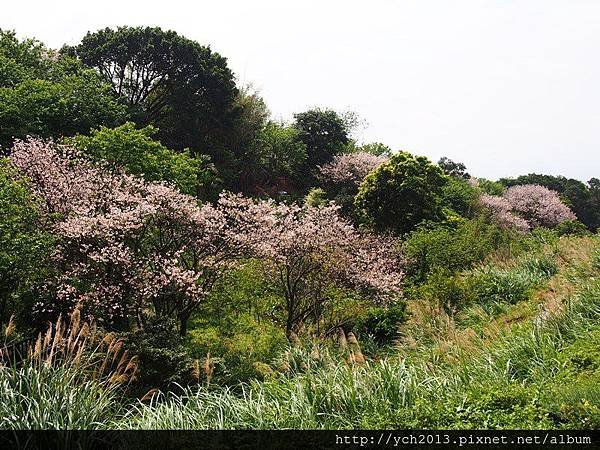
<box><xmin>68</xmin><ymin>26</ymin><xmax>239</xmax><ymax>165</ymax></box>
<box><xmin>354</xmin><ymin>151</ymin><xmax>448</xmax><ymax>235</ymax></box>
<box><xmin>293</xmin><ymin>108</ymin><xmax>350</xmax><ymax>168</ymax></box>
<box><xmin>246</xmin><ymin>122</ymin><xmax>307</xmax><ymax>193</ymax></box>
<box><xmin>438</xmin><ymin>156</ymin><xmax>470</xmax><ymax>179</ymax></box>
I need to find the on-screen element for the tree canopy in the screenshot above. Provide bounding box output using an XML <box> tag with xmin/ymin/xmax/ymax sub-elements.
<box><xmin>67</xmin><ymin>26</ymin><xmax>239</xmax><ymax>164</ymax></box>
<box><xmin>355</xmin><ymin>151</ymin><xmax>448</xmax><ymax>235</ymax></box>
<box><xmin>64</xmin><ymin>122</ymin><xmax>218</xmax><ymax>197</ymax></box>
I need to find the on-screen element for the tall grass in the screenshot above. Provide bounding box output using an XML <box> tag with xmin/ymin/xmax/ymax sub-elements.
<box><xmin>0</xmin><ymin>308</ymin><xmax>137</xmax><ymax>429</ymax></box>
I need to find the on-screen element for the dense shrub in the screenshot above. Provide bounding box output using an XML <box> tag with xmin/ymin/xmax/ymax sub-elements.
<box><xmin>0</xmin><ymin>160</ymin><xmax>53</xmax><ymax>325</ymax></box>
<box><xmin>351</xmin><ymin>302</ymin><xmax>407</xmax><ymax>345</ymax></box>
<box><xmin>121</xmin><ymin>320</ymin><xmax>194</xmax><ymax>395</ymax></box>
<box><xmin>439</xmin><ymin>177</ymin><xmax>479</xmax><ymax>218</ymax></box>
<box><xmin>64</xmin><ymin>122</ymin><xmax>218</xmax><ymax>197</ymax></box>
<box><xmin>403</xmin><ymin>218</ymin><xmax>510</xmax><ymax>283</ymax></box>
<box><xmin>554</xmin><ymin>219</ymin><xmax>590</xmax><ymax>236</ymax></box>
<box><xmin>355</xmin><ymin>151</ymin><xmax>448</xmax><ymax>235</ymax></box>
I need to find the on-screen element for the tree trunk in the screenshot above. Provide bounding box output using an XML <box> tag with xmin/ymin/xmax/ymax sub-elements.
<box><xmin>179</xmin><ymin>314</ymin><xmax>190</xmax><ymax>336</ymax></box>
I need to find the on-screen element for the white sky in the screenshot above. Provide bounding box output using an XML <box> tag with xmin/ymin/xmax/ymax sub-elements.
<box><xmin>3</xmin><ymin>0</ymin><xmax>600</xmax><ymax>181</ymax></box>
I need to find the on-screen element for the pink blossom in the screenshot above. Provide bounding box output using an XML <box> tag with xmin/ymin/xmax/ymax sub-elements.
<box><xmin>480</xmin><ymin>194</ymin><xmax>530</xmax><ymax>233</ymax></box>
<box><xmin>10</xmin><ymin>138</ymin><xmax>404</xmax><ymax>336</ymax></box>
<box><xmin>10</xmin><ymin>138</ymin><xmax>247</xmax><ymax>333</ymax></box>
<box><xmin>317</xmin><ymin>152</ymin><xmax>388</xmax><ymax>188</ymax></box>
<box><xmin>479</xmin><ymin>184</ymin><xmax>576</xmax><ymax>232</ymax></box>
<box><xmin>220</xmin><ymin>194</ymin><xmax>404</xmax><ymax>336</ymax></box>
<box><xmin>503</xmin><ymin>184</ymin><xmax>576</xmax><ymax>228</ymax></box>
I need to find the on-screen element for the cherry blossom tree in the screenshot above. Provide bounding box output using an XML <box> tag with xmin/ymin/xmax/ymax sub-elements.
<box><xmin>479</xmin><ymin>194</ymin><xmax>530</xmax><ymax>233</ymax></box>
<box><xmin>10</xmin><ymin>138</ymin><xmax>248</xmax><ymax>335</ymax></box>
<box><xmin>220</xmin><ymin>195</ymin><xmax>404</xmax><ymax>339</ymax></box>
<box><xmin>503</xmin><ymin>184</ymin><xmax>576</xmax><ymax>228</ymax></box>
<box><xmin>317</xmin><ymin>152</ymin><xmax>388</xmax><ymax>189</ymax></box>
<box><xmin>479</xmin><ymin>184</ymin><xmax>575</xmax><ymax>232</ymax></box>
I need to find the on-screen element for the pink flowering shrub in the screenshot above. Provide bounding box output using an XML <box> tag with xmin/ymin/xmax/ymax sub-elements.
<box><xmin>503</xmin><ymin>184</ymin><xmax>576</xmax><ymax>228</ymax></box>
<box><xmin>479</xmin><ymin>194</ymin><xmax>530</xmax><ymax>233</ymax></box>
<box><xmin>480</xmin><ymin>184</ymin><xmax>576</xmax><ymax>232</ymax></box>
<box><xmin>221</xmin><ymin>195</ymin><xmax>404</xmax><ymax>338</ymax></box>
<box><xmin>317</xmin><ymin>152</ymin><xmax>388</xmax><ymax>189</ymax></box>
<box><xmin>10</xmin><ymin>138</ymin><xmax>248</xmax><ymax>334</ymax></box>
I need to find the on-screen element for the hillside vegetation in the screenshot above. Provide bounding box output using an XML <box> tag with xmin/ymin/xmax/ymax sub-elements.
<box><xmin>1</xmin><ymin>26</ymin><xmax>599</xmax><ymax>430</ymax></box>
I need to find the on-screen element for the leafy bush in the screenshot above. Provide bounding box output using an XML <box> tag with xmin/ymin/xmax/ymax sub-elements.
<box><xmin>0</xmin><ymin>159</ymin><xmax>53</xmax><ymax>325</ymax></box>
<box><xmin>355</xmin><ymin>151</ymin><xmax>448</xmax><ymax>235</ymax></box>
<box><xmin>352</xmin><ymin>302</ymin><xmax>407</xmax><ymax>344</ymax></box>
<box><xmin>439</xmin><ymin>176</ymin><xmax>478</xmax><ymax>217</ymax></box>
<box><xmin>403</xmin><ymin>218</ymin><xmax>510</xmax><ymax>283</ymax></box>
<box><xmin>554</xmin><ymin>219</ymin><xmax>590</xmax><ymax>236</ymax></box>
<box><xmin>64</xmin><ymin>122</ymin><xmax>218</xmax><ymax>197</ymax></box>
<box><xmin>121</xmin><ymin>320</ymin><xmax>194</xmax><ymax>396</ymax></box>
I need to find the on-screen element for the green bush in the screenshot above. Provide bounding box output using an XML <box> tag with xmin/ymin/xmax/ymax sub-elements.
<box><xmin>0</xmin><ymin>160</ymin><xmax>53</xmax><ymax>326</ymax></box>
<box><xmin>64</xmin><ymin>122</ymin><xmax>218</xmax><ymax>197</ymax></box>
<box><xmin>121</xmin><ymin>320</ymin><xmax>194</xmax><ymax>396</ymax></box>
<box><xmin>554</xmin><ymin>219</ymin><xmax>590</xmax><ymax>236</ymax></box>
<box><xmin>439</xmin><ymin>177</ymin><xmax>479</xmax><ymax>218</ymax></box>
<box><xmin>352</xmin><ymin>302</ymin><xmax>407</xmax><ymax>344</ymax></box>
<box><xmin>403</xmin><ymin>218</ymin><xmax>510</xmax><ymax>283</ymax></box>
<box><xmin>355</xmin><ymin>151</ymin><xmax>448</xmax><ymax>235</ymax></box>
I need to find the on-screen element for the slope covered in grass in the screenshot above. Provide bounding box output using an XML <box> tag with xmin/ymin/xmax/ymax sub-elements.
<box><xmin>118</xmin><ymin>235</ymin><xmax>600</xmax><ymax>429</ymax></box>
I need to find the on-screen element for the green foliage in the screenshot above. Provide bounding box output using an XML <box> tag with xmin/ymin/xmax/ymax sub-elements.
<box><xmin>355</xmin><ymin>151</ymin><xmax>448</xmax><ymax>235</ymax></box>
<box><xmin>0</xmin><ymin>71</ymin><xmax>127</xmax><ymax>148</ymax></box>
<box><xmin>121</xmin><ymin>320</ymin><xmax>194</xmax><ymax>396</ymax></box>
<box><xmin>356</xmin><ymin>142</ymin><xmax>393</xmax><ymax>157</ymax></box>
<box><xmin>186</xmin><ymin>262</ymin><xmax>288</xmax><ymax>385</ymax></box>
<box><xmin>437</xmin><ymin>156</ymin><xmax>470</xmax><ymax>179</ymax></box>
<box><xmin>477</xmin><ymin>178</ymin><xmax>505</xmax><ymax>196</ymax></box>
<box><xmin>0</xmin><ymin>160</ymin><xmax>53</xmax><ymax>324</ymax></box>
<box><xmin>0</xmin><ymin>29</ymin><xmax>52</xmax><ymax>87</ymax></box>
<box><xmin>414</xmin><ymin>251</ymin><xmax>558</xmax><ymax>316</ymax></box>
<box><xmin>403</xmin><ymin>218</ymin><xmax>509</xmax><ymax>282</ymax></box>
<box><xmin>247</xmin><ymin>121</ymin><xmax>307</xmax><ymax>191</ymax></box>
<box><xmin>304</xmin><ymin>188</ymin><xmax>328</xmax><ymax>207</ymax></box>
<box><xmin>64</xmin><ymin>122</ymin><xmax>218</xmax><ymax>197</ymax></box>
<box><xmin>352</xmin><ymin>302</ymin><xmax>407</xmax><ymax>344</ymax></box>
<box><xmin>293</xmin><ymin>108</ymin><xmax>350</xmax><ymax>169</ymax></box>
<box><xmin>0</xmin><ymin>361</ymin><xmax>120</xmax><ymax>429</ymax></box>
<box><xmin>554</xmin><ymin>219</ymin><xmax>590</xmax><ymax>236</ymax></box>
<box><xmin>69</xmin><ymin>26</ymin><xmax>238</xmax><ymax>168</ymax></box>
<box><xmin>439</xmin><ymin>177</ymin><xmax>479</xmax><ymax>218</ymax></box>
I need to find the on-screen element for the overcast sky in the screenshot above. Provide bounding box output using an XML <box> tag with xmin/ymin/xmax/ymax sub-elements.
<box><xmin>3</xmin><ymin>0</ymin><xmax>600</xmax><ymax>181</ymax></box>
